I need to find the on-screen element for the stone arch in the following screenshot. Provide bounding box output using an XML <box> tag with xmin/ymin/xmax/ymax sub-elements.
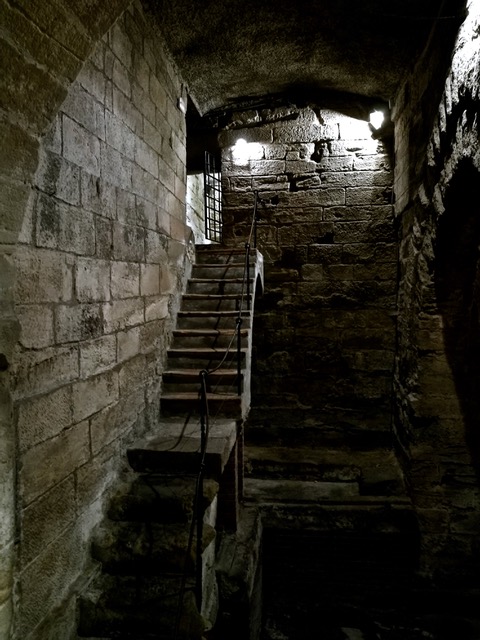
<box><xmin>0</xmin><ymin>1</ymin><xmax>131</xmax><ymax>634</ymax></box>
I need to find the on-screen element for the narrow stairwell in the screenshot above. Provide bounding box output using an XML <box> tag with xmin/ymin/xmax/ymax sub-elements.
<box><xmin>77</xmin><ymin>244</ymin><xmax>263</xmax><ymax>640</ymax></box>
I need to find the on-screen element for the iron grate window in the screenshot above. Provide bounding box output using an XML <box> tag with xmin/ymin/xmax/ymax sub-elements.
<box><xmin>204</xmin><ymin>151</ymin><xmax>222</xmax><ymax>242</ymax></box>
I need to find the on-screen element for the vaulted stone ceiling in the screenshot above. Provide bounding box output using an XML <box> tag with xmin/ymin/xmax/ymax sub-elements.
<box><xmin>146</xmin><ymin>0</ymin><xmax>467</xmax><ymax>118</ymax></box>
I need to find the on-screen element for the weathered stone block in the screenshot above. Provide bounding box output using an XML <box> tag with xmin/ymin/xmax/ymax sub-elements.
<box><xmin>150</xmin><ymin>74</ymin><xmax>167</xmax><ymax>115</ymax></box>
<box><xmin>77</xmin><ymin>59</ymin><xmax>107</xmax><ymax>104</ymax></box>
<box><xmin>113</xmin><ymin>85</ymin><xmax>143</xmax><ymax>135</ymax></box>
<box><xmin>72</xmin><ymin>370</ymin><xmax>119</xmax><ymax>422</ymax></box>
<box><xmin>81</xmin><ymin>172</ymin><xmax>116</xmax><ymax>218</ymax></box>
<box><xmin>113</xmin><ymin>221</ymin><xmax>145</xmax><ymax>261</ymax></box>
<box><xmin>0</xmin><ymin>38</ymin><xmax>67</xmax><ymax>134</ymax></box>
<box><xmin>20</xmin><ymin>421</ymin><xmax>90</xmax><ymax>504</ymax></box>
<box><xmin>105</xmin><ymin>110</ymin><xmax>135</xmax><ymax>158</ymax></box>
<box><xmin>17</xmin><ymin>385</ymin><xmax>73</xmax><ymax>453</ymax></box>
<box><xmin>37</xmin><ymin>198</ymin><xmax>96</xmax><ymax>255</ymax></box>
<box><xmin>111</xmin><ymin>21</ymin><xmax>133</xmax><ymax>69</ymax></box>
<box><xmin>62</xmin><ymin>85</ymin><xmax>106</xmax><ymax>142</ymax></box>
<box><xmin>113</xmin><ymin>58</ymin><xmax>131</xmax><ymax>97</ymax></box>
<box><xmin>15</xmin><ymin>525</ymin><xmax>85</xmax><ymax>637</ymax></box>
<box><xmin>80</xmin><ymin>334</ymin><xmax>117</xmax><ymax>378</ymax></box>
<box><xmin>117</xmin><ymin>326</ymin><xmax>141</xmax><ymax>362</ymax></box>
<box><xmin>0</xmin><ymin>177</ymin><xmax>31</xmax><ymax>244</ymax></box>
<box><xmin>0</xmin><ymin>121</ymin><xmax>39</xmax><ymax>183</ymax></box>
<box><xmin>62</xmin><ymin>115</ymin><xmax>101</xmax><ymax>176</ymax></box>
<box><xmin>354</xmin><ymin>263</ymin><xmax>396</xmax><ymax>281</ymax></box>
<box><xmin>16</xmin><ymin>304</ymin><xmax>54</xmax><ymax>349</ymax></box>
<box><xmin>345</xmin><ymin>186</ymin><xmax>392</xmax><ymax>206</ymax></box>
<box><xmin>132</xmin><ymin>164</ymin><xmax>158</xmax><ymax>201</ymax></box>
<box><xmin>111</xmin><ymin>261</ymin><xmax>140</xmax><ymax>298</ymax></box>
<box><xmin>116</xmin><ymin>188</ymin><xmax>136</xmax><ymax>224</ymax></box>
<box><xmin>76</xmin><ymin>257</ymin><xmax>111</xmax><ymax>302</ymax></box>
<box><xmin>139</xmin><ymin>319</ymin><xmax>165</xmax><ymax>354</ymax></box>
<box><xmin>145</xmin><ymin>295</ymin><xmax>169</xmax><ymax>322</ymax></box>
<box><xmin>145</xmin><ymin>229</ymin><xmax>168</xmax><ymax>263</ymax></box>
<box><xmin>136</xmin><ymin>196</ymin><xmax>157</xmax><ymax>229</ymax></box>
<box><xmin>278</xmin><ymin>188</ymin><xmax>345</xmax><ymax>208</ymax></box>
<box><xmin>15</xmin><ymin>247</ymin><xmax>73</xmax><ymax>304</ymax></box>
<box><xmin>20</xmin><ymin>476</ymin><xmax>76</xmax><ymax>567</ymax></box>
<box><xmin>36</xmin><ymin>152</ymin><xmax>81</xmax><ymax>205</ymax></box>
<box><xmin>96</xmin><ymin>217</ymin><xmax>113</xmax><ymax>259</ymax></box>
<box><xmin>103</xmin><ymin>298</ymin><xmax>144</xmax><ymax>332</ymax></box>
<box><xmin>118</xmin><ymin>354</ymin><xmax>146</xmax><ymax>395</ymax></box>
<box><xmin>135</xmin><ymin>137</ymin><xmax>158</xmax><ymax>177</ymax></box>
<box><xmin>76</xmin><ymin>444</ymin><xmax>118</xmax><ymax>507</ymax></box>
<box><xmin>55</xmin><ymin>303</ymin><xmax>103</xmax><ymax>343</ymax></box>
<box><xmin>140</xmin><ymin>263</ymin><xmax>160</xmax><ymax>296</ymax></box>
<box><xmin>101</xmin><ymin>142</ymin><xmax>133</xmax><ymax>189</ymax></box>
<box><xmin>12</xmin><ymin>347</ymin><xmax>79</xmax><ymax>399</ymax></box>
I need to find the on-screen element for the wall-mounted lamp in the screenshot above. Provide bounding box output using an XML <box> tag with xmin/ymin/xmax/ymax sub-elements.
<box><xmin>369</xmin><ymin>110</ymin><xmax>384</xmax><ymax>131</ymax></box>
<box><xmin>232</xmin><ymin>137</ymin><xmax>250</xmax><ymax>164</ymax></box>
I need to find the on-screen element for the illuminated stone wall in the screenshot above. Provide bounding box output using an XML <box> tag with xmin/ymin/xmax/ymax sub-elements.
<box><xmin>220</xmin><ymin>107</ymin><xmax>396</xmax><ymax>447</ymax></box>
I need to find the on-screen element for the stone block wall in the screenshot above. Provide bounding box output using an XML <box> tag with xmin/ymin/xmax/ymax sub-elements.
<box><xmin>392</xmin><ymin>0</ymin><xmax>480</xmax><ymax>585</ymax></box>
<box><xmin>7</xmin><ymin>3</ymin><xmax>190</xmax><ymax>638</ymax></box>
<box><xmin>219</xmin><ymin>107</ymin><xmax>396</xmax><ymax>446</ymax></box>
<box><xmin>0</xmin><ymin>1</ymin><xmax>132</xmax><ymax>636</ymax></box>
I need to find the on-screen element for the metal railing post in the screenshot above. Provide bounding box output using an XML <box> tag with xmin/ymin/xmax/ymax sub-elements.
<box><xmin>245</xmin><ymin>242</ymin><xmax>251</xmax><ymax>311</ymax></box>
<box><xmin>236</xmin><ymin>317</ymin><xmax>242</xmax><ymax>396</ymax></box>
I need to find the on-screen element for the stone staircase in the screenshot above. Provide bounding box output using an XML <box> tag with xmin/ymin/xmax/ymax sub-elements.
<box><xmin>77</xmin><ymin>245</ymin><xmax>263</xmax><ymax>640</ymax></box>
<box><xmin>77</xmin><ymin>242</ymin><xmax>421</xmax><ymax>640</ymax></box>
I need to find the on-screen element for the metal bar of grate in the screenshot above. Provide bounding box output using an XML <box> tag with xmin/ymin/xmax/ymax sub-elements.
<box><xmin>204</xmin><ymin>151</ymin><xmax>223</xmax><ymax>242</ymax></box>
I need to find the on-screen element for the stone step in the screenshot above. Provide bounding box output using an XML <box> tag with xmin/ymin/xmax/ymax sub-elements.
<box><xmin>244</xmin><ymin>446</ymin><xmax>406</xmax><ymax>496</ymax></box>
<box><xmin>91</xmin><ymin>521</ymin><xmax>216</xmax><ymax>575</ymax></box>
<box><xmin>192</xmin><ymin>263</ymin><xmax>252</xmax><ymax>279</ymax></box>
<box><xmin>176</xmin><ymin>310</ymin><xmax>250</xmax><ymax>330</ymax></box>
<box><xmin>161</xmin><ymin>392</ymin><xmax>241</xmax><ymax>419</ymax></box>
<box><xmin>243</xmin><ymin>477</ymin><xmax>415</xmax><ymax>532</ymax></box>
<box><xmin>187</xmin><ymin>278</ymin><xmax>253</xmax><ymax>295</ymax></box>
<box><xmin>127</xmin><ymin>419</ymin><xmax>238</xmax><ymax>479</ymax></box>
<box><xmin>78</xmin><ymin>574</ymin><xmax>204</xmax><ymax>640</ymax></box>
<box><xmin>181</xmin><ymin>293</ymin><xmax>251</xmax><ymax>312</ymax></box>
<box><xmin>107</xmin><ymin>474</ymin><xmax>219</xmax><ymax>523</ymax></box>
<box><xmin>166</xmin><ymin>347</ymin><xmax>246</xmax><ymax>369</ymax></box>
<box><xmin>171</xmin><ymin>328</ymin><xmax>248</xmax><ymax>349</ymax></box>
<box><xmin>162</xmin><ymin>369</ymin><xmax>242</xmax><ymax>394</ymax></box>
<box><xmin>194</xmin><ymin>246</ymin><xmax>254</xmax><ymax>265</ymax></box>
<box><xmin>244</xmin><ymin>477</ymin><xmax>360</xmax><ymax>503</ymax></box>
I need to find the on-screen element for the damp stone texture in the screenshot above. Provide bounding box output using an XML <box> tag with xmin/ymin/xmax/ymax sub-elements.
<box><xmin>8</xmin><ymin>3</ymin><xmax>189</xmax><ymax>638</ymax></box>
<box><xmin>220</xmin><ymin>107</ymin><xmax>396</xmax><ymax>447</ymax></box>
<box><xmin>392</xmin><ymin>0</ymin><xmax>480</xmax><ymax>586</ymax></box>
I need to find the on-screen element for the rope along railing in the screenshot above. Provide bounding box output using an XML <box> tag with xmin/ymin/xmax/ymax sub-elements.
<box><xmin>173</xmin><ymin>191</ymin><xmax>259</xmax><ymax>638</ymax></box>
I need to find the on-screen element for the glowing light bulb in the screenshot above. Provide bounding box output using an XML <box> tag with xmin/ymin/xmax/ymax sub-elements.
<box><xmin>369</xmin><ymin>110</ymin><xmax>384</xmax><ymax>130</ymax></box>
